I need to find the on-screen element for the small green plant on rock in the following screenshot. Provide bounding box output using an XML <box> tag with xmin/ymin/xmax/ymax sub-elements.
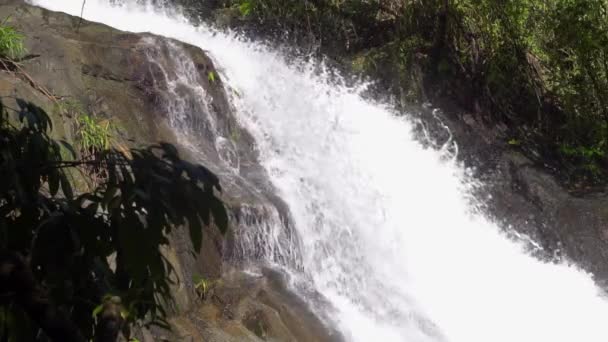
<box><xmin>58</xmin><ymin>100</ymin><xmax>116</xmax><ymax>158</ymax></box>
<box><xmin>57</xmin><ymin>100</ymin><xmax>118</xmax><ymax>186</ymax></box>
<box><xmin>0</xmin><ymin>23</ymin><xmax>25</xmax><ymax>59</ymax></box>
<box><xmin>208</xmin><ymin>70</ymin><xmax>217</xmax><ymax>83</ymax></box>
<box><xmin>77</xmin><ymin>115</ymin><xmax>114</xmax><ymax>156</ymax></box>
<box><xmin>193</xmin><ymin>274</ymin><xmax>212</xmax><ymax>299</ymax></box>
<box><xmin>237</xmin><ymin>0</ymin><xmax>253</xmax><ymax>17</ymax></box>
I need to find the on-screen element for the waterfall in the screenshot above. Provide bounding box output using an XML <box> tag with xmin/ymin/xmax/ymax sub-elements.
<box><xmin>29</xmin><ymin>1</ymin><xmax>608</xmax><ymax>341</ymax></box>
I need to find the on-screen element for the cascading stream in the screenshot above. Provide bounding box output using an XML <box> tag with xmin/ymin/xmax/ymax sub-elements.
<box><xmin>29</xmin><ymin>1</ymin><xmax>608</xmax><ymax>341</ymax></box>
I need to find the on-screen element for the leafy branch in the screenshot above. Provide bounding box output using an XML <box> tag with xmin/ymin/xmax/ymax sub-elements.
<box><xmin>0</xmin><ymin>97</ymin><xmax>229</xmax><ymax>341</ymax></box>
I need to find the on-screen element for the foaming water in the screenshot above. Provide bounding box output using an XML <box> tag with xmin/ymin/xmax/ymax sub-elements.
<box><xmin>30</xmin><ymin>1</ymin><xmax>608</xmax><ymax>341</ymax></box>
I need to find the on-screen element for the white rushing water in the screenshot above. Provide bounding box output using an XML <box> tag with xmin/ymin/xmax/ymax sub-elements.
<box><xmin>29</xmin><ymin>1</ymin><xmax>608</xmax><ymax>341</ymax></box>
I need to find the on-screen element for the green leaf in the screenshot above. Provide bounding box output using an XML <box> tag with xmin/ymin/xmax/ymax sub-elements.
<box><xmin>59</xmin><ymin>173</ymin><xmax>74</xmax><ymax>200</ymax></box>
<box><xmin>207</xmin><ymin>71</ymin><xmax>216</xmax><ymax>83</ymax></box>
<box><xmin>238</xmin><ymin>1</ymin><xmax>252</xmax><ymax>16</ymax></box>
<box><xmin>508</xmin><ymin>139</ymin><xmax>521</xmax><ymax>146</ymax></box>
<box><xmin>59</xmin><ymin>140</ymin><xmax>77</xmax><ymax>159</ymax></box>
<box><xmin>188</xmin><ymin>213</ymin><xmax>202</xmax><ymax>252</ymax></box>
<box><xmin>120</xmin><ymin>309</ymin><xmax>129</xmax><ymax>320</ymax></box>
<box><xmin>210</xmin><ymin>197</ymin><xmax>228</xmax><ymax>234</ymax></box>
<box><xmin>92</xmin><ymin>304</ymin><xmax>104</xmax><ymax>319</ymax></box>
<box><xmin>48</xmin><ymin>170</ymin><xmax>59</xmax><ymax>197</ymax></box>
<box><xmin>192</xmin><ymin>274</ymin><xmax>204</xmax><ymax>285</ymax></box>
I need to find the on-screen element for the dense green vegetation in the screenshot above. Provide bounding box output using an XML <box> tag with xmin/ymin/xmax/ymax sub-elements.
<box><xmin>209</xmin><ymin>0</ymin><xmax>608</xmax><ymax>186</ymax></box>
<box><xmin>0</xmin><ymin>25</ymin><xmax>228</xmax><ymax>342</ymax></box>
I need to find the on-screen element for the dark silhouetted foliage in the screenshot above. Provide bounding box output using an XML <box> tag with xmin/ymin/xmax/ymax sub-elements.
<box><xmin>0</xmin><ymin>98</ymin><xmax>228</xmax><ymax>342</ymax></box>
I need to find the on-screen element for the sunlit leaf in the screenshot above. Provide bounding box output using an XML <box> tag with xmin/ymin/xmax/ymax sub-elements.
<box><xmin>92</xmin><ymin>304</ymin><xmax>104</xmax><ymax>319</ymax></box>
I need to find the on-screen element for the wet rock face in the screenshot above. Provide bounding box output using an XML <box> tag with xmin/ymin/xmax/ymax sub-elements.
<box><xmin>1</xmin><ymin>4</ymin><xmax>173</xmax><ymax>144</ymax></box>
<box><xmin>0</xmin><ymin>2</ymin><xmax>337</xmax><ymax>341</ymax></box>
<box><xmin>485</xmin><ymin>152</ymin><xmax>608</xmax><ymax>285</ymax></box>
<box><xmin>425</xmin><ymin>102</ymin><xmax>608</xmax><ymax>286</ymax></box>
